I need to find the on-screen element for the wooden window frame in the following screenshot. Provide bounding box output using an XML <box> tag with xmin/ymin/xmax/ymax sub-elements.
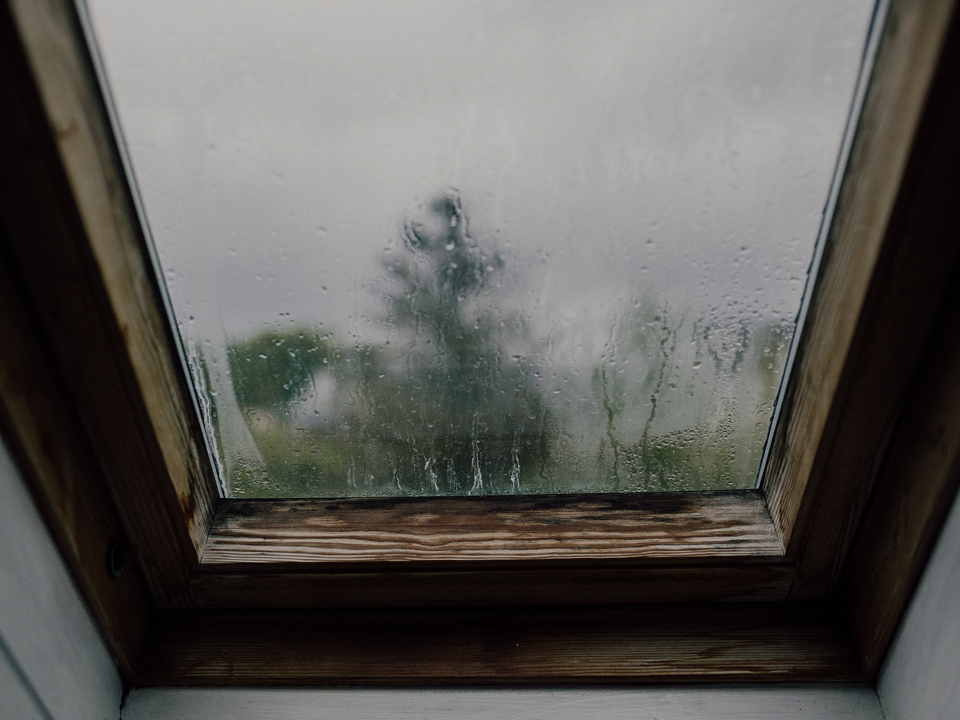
<box><xmin>2</xmin><ymin>0</ymin><xmax>960</xmax><ymax>685</ymax></box>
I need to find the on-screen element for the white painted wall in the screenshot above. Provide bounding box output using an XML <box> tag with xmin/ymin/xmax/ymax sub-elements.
<box><xmin>121</xmin><ymin>686</ymin><xmax>884</xmax><ymax>720</ymax></box>
<box><xmin>878</xmin><ymin>486</ymin><xmax>960</xmax><ymax>720</ymax></box>
<box><xmin>0</xmin><ymin>436</ymin><xmax>122</xmax><ymax>720</ymax></box>
<box><xmin>0</xmin><ymin>647</ymin><xmax>48</xmax><ymax>720</ymax></box>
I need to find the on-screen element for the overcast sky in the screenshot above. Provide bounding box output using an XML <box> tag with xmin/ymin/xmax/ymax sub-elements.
<box><xmin>85</xmin><ymin>0</ymin><xmax>875</xmax><ymax>346</ymax></box>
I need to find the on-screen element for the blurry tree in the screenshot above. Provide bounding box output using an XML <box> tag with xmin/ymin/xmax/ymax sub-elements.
<box><xmin>222</xmin><ymin>191</ymin><xmax>551</xmax><ymax>497</ymax></box>
<box><xmin>365</xmin><ymin>189</ymin><xmax>551</xmax><ymax>494</ymax></box>
<box><xmin>227</xmin><ymin>328</ymin><xmax>335</xmax><ymax>414</ymax></box>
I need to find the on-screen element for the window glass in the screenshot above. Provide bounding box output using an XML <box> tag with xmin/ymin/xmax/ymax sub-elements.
<box><xmin>84</xmin><ymin>0</ymin><xmax>875</xmax><ymax>497</ymax></box>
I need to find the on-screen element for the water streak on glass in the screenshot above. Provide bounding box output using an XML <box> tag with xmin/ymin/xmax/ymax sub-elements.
<box><xmin>84</xmin><ymin>0</ymin><xmax>877</xmax><ymax>497</ymax></box>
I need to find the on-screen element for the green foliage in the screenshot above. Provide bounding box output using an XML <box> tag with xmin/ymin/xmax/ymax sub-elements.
<box><xmin>226</xmin><ymin>328</ymin><xmax>335</xmax><ymax>412</ymax></box>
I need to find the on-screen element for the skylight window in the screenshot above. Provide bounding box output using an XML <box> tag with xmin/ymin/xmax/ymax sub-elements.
<box><xmin>83</xmin><ymin>0</ymin><xmax>876</xmax><ymax>498</ymax></box>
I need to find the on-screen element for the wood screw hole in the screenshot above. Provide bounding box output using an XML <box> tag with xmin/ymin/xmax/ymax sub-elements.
<box><xmin>106</xmin><ymin>540</ymin><xmax>125</xmax><ymax>579</ymax></box>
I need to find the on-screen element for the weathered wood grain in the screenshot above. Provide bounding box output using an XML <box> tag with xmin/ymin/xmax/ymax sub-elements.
<box><xmin>760</xmin><ymin>0</ymin><xmax>960</xmax><ymax>599</ymax></box>
<box><xmin>202</xmin><ymin>492</ymin><xmax>782</xmax><ymax>569</ymax></box>
<box><xmin>842</xmin><ymin>259</ymin><xmax>960</xmax><ymax>673</ymax></box>
<box><xmin>192</xmin><ymin>562</ymin><xmax>795</xmax><ymax>608</ymax></box>
<box><xmin>1</xmin><ymin>0</ymin><xmax>219</xmax><ymax>607</ymax></box>
<box><xmin>135</xmin><ymin>603</ymin><xmax>866</xmax><ymax>685</ymax></box>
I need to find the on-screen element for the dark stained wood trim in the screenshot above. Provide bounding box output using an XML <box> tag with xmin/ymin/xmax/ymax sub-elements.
<box><xmin>760</xmin><ymin>0</ymin><xmax>960</xmax><ymax>599</ymax></box>
<box><xmin>0</xmin><ymin>0</ymin><xmax>219</xmax><ymax>607</ymax></box>
<box><xmin>135</xmin><ymin>603</ymin><xmax>866</xmax><ymax>685</ymax></box>
<box><xmin>192</xmin><ymin>563</ymin><xmax>794</xmax><ymax>609</ymax></box>
<box><xmin>202</xmin><ymin>491</ymin><xmax>782</xmax><ymax>571</ymax></box>
<box><xmin>841</xmin><ymin>257</ymin><xmax>960</xmax><ymax>674</ymax></box>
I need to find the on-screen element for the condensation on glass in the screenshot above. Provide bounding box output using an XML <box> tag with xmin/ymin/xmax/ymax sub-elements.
<box><xmin>84</xmin><ymin>0</ymin><xmax>876</xmax><ymax>497</ymax></box>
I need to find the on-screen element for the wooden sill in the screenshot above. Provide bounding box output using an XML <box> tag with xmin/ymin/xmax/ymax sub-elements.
<box><xmin>193</xmin><ymin>491</ymin><xmax>791</xmax><ymax>608</ymax></box>
<box><xmin>201</xmin><ymin>491</ymin><xmax>782</xmax><ymax>569</ymax></box>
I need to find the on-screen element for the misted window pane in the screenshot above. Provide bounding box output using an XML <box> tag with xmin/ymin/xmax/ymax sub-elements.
<box><xmin>85</xmin><ymin>0</ymin><xmax>875</xmax><ymax>497</ymax></box>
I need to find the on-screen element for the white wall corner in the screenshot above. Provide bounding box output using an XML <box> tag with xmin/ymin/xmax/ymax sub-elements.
<box><xmin>878</xmin><ymin>486</ymin><xmax>960</xmax><ymax>720</ymax></box>
<box><xmin>0</xmin><ymin>435</ymin><xmax>123</xmax><ymax>720</ymax></box>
